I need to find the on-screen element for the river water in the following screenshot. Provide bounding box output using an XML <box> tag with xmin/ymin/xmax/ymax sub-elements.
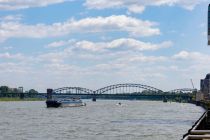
<box><xmin>0</xmin><ymin>100</ymin><xmax>204</xmax><ymax>140</ymax></box>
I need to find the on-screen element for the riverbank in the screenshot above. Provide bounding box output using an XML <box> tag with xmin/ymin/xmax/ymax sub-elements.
<box><xmin>0</xmin><ymin>97</ymin><xmax>44</xmax><ymax>101</ymax></box>
<box><xmin>182</xmin><ymin>101</ymin><xmax>210</xmax><ymax>140</ymax></box>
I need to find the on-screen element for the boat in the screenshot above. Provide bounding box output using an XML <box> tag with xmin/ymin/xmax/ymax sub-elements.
<box><xmin>46</xmin><ymin>98</ymin><xmax>86</xmax><ymax>108</ymax></box>
<box><xmin>163</xmin><ymin>97</ymin><xmax>167</xmax><ymax>103</ymax></box>
<box><xmin>92</xmin><ymin>97</ymin><xmax>96</xmax><ymax>102</ymax></box>
<box><xmin>117</xmin><ymin>102</ymin><xmax>122</xmax><ymax>106</ymax></box>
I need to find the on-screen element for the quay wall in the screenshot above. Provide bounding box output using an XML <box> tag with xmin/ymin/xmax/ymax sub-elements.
<box><xmin>182</xmin><ymin>101</ymin><xmax>209</xmax><ymax>140</ymax></box>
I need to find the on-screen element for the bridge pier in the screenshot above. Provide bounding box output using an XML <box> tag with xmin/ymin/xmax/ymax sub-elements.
<box><xmin>92</xmin><ymin>91</ymin><xmax>96</xmax><ymax>101</ymax></box>
<box><xmin>19</xmin><ymin>92</ymin><xmax>24</xmax><ymax>99</ymax></box>
<box><xmin>47</xmin><ymin>89</ymin><xmax>53</xmax><ymax>100</ymax></box>
<box><xmin>92</xmin><ymin>97</ymin><xmax>96</xmax><ymax>102</ymax></box>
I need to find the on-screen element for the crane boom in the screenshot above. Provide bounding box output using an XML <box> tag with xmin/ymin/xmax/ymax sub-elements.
<box><xmin>191</xmin><ymin>79</ymin><xmax>195</xmax><ymax>89</ymax></box>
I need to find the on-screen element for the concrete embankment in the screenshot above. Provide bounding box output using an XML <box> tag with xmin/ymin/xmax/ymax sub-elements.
<box><xmin>182</xmin><ymin>101</ymin><xmax>210</xmax><ymax>140</ymax></box>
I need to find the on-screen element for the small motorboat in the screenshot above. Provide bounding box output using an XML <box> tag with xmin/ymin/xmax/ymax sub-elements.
<box><xmin>116</xmin><ymin>102</ymin><xmax>124</xmax><ymax>106</ymax></box>
<box><xmin>46</xmin><ymin>98</ymin><xmax>86</xmax><ymax>108</ymax></box>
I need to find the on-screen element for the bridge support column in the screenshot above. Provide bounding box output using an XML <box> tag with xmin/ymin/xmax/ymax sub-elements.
<box><xmin>92</xmin><ymin>91</ymin><xmax>96</xmax><ymax>102</ymax></box>
<box><xmin>47</xmin><ymin>89</ymin><xmax>53</xmax><ymax>100</ymax></box>
<box><xmin>19</xmin><ymin>92</ymin><xmax>24</xmax><ymax>99</ymax></box>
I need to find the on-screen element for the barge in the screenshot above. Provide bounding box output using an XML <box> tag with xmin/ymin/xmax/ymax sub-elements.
<box><xmin>46</xmin><ymin>98</ymin><xmax>86</xmax><ymax>108</ymax></box>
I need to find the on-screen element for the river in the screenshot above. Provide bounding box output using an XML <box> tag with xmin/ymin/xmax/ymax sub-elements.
<box><xmin>0</xmin><ymin>100</ymin><xmax>205</xmax><ymax>140</ymax></box>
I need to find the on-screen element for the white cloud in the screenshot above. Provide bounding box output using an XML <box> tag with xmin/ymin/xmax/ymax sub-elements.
<box><xmin>0</xmin><ymin>15</ymin><xmax>160</xmax><ymax>42</ymax></box>
<box><xmin>173</xmin><ymin>51</ymin><xmax>210</xmax><ymax>63</ymax></box>
<box><xmin>0</xmin><ymin>62</ymin><xmax>29</xmax><ymax>73</ymax></box>
<box><xmin>85</xmin><ymin>0</ymin><xmax>206</xmax><ymax>13</ymax></box>
<box><xmin>46</xmin><ymin>39</ymin><xmax>75</xmax><ymax>48</ymax></box>
<box><xmin>2</xmin><ymin>49</ymin><xmax>210</xmax><ymax>92</ymax></box>
<box><xmin>0</xmin><ymin>0</ymin><xmax>73</xmax><ymax>10</ymax></box>
<box><xmin>0</xmin><ymin>15</ymin><xmax>23</xmax><ymax>22</ymax></box>
<box><xmin>36</xmin><ymin>38</ymin><xmax>171</xmax><ymax>76</ymax></box>
<box><xmin>0</xmin><ymin>52</ymin><xmax>24</xmax><ymax>60</ymax></box>
<box><xmin>49</xmin><ymin>38</ymin><xmax>172</xmax><ymax>52</ymax></box>
<box><xmin>75</xmin><ymin>40</ymin><xmax>105</xmax><ymax>52</ymax></box>
<box><xmin>38</xmin><ymin>52</ymin><xmax>70</xmax><ymax>63</ymax></box>
<box><xmin>127</xmin><ymin>5</ymin><xmax>145</xmax><ymax>14</ymax></box>
<box><xmin>106</xmin><ymin>38</ymin><xmax>172</xmax><ymax>51</ymax></box>
<box><xmin>173</xmin><ymin>51</ymin><xmax>190</xmax><ymax>59</ymax></box>
<box><xmin>127</xmin><ymin>55</ymin><xmax>167</xmax><ymax>63</ymax></box>
<box><xmin>38</xmin><ymin>39</ymin><xmax>171</xmax><ymax>77</ymax></box>
<box><xmin>46</xmin><ymin>41</ymin><xmax>67</xmax><ymax>48</ymax></box>
<box><xmin>44</xmin><ymin>63</ymin><xmax>78</xmax><ymax>73</ymax></box>
<box><xmin>1</xmin><ymin>46</ymin><xmax>13</xmax><ymax>50</ymax></box>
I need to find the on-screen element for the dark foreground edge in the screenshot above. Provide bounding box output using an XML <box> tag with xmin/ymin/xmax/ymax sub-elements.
<box><xmin>182</xmin><ymin>102</ymin><xmax>210</xmax><ymax>140</ymax></box>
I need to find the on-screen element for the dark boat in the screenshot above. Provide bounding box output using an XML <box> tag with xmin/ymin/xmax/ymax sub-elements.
<box><xmin>163</xmin><ymin>98</ymin><xmax>167</xmax><ymax>103</ymax></box>
<box><xmin>46</xmin><ymin>100</ymin><xmax>61</xmax><ymax>108</ymax></box>
<box><xmin>46</xmin><ymin>98</ymin><xmax>86</xmax><ymax>108</ymax></box>
<box><xmin>46</xmin><ymin>89</ymin><xmax>85</xmax><ymax>108</ymax></box>
<box><xmin>92</xmin><ymin>97</ymin><xmax>96</xmax><ymax>102</ymax></box>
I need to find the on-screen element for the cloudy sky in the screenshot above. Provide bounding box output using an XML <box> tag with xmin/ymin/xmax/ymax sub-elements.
<box><xmin>0</xmin><ymin>0</ymin><xmax>209</xmax><ymax>92</ymax></box>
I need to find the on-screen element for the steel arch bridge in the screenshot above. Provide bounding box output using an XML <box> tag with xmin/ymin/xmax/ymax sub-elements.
<box><xmin>52</xmin><ymin>83</ymin><xmax>163</xmax><ymax>95</ymax></box>
<box><xmin>53</xmin><ymin>87</ymin><xmax>94</xmax><ymax>94</ymax></box>
<box><xmin>168</xmin><ymin>88</ymin><xmax>197</xmax><ymax>94</ymax></box>
<box><xmin>95</xmin><ymin>83</ymin><xmax>163</xmax><ymax>94</ymax></box>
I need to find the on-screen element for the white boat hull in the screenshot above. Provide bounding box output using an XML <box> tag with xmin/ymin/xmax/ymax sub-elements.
<box><xmin>46</xmin><ymin>99</ymin><xmax>86</xmax><ymax>108</ymax></box>
<box><xmin>61</xmin><ymin>103</ymin><xmax>86</xmax><ymax>107</ymax></box>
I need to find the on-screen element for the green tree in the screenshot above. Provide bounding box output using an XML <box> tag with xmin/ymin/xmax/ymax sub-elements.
<box><xmin>0</xmin><ymin>86</ymin><xmax>9</xmax><ymax>93</ymax></box>
<box><xmin>28</xmin><ymin>89</ymin><xmax>38</xmax><ymax>98</ymax></box>
<box><xmin>29</xmin><ymin>89</ymin><xmax>38</xmax><ymax>94</ymax></box>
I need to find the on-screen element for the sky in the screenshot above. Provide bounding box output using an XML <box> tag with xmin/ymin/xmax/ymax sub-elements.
<box><xmin>0</xmin><ymin>0</ymin><xmax>210</xmax><ymax>92</ymax></box>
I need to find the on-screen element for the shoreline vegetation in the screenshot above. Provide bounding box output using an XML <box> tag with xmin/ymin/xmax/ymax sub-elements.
<box><xmin>0</xmin><ymin>86</ymin><xmax>41</xmax><ymax>101</ymax></box>
<box><xmin>0</xmin><ymin>97</ymin><xmax>44</xmax><ymax>101</ymax></box>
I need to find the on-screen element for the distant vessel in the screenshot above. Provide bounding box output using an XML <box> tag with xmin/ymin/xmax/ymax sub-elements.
<box><xmin>46</xmin><ymin>98</ymin><xmax>86</xmax><ymax>108</ymax></box>
<box><xmin>92</xmin><ymin>97</ymin><xmax>96</xmax><ymax>102</ymax></box>
<box><xmin>46</xmin><ymin>88</ymin><xmax>86</xmax><ymax>108</ymax></box>
<box><xmin>163</xmin><ymin>97</ymin><xmax>167</xmax><ymax>103</ymax></box>
<box><xmin>116</xmin><ymin>102</ymin><xmax>121</xmax><ymax>106</ymax></box>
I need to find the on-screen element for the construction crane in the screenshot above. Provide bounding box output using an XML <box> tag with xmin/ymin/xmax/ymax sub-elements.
<box><xmin>190</xmin><ymin>79</ymin><xmax>195</xmax><ymax>89</ymax></box>
<box><xmin>190</xmin><ymin>79</ymin><xmax>197</xmax><ymax>94</ymax></box>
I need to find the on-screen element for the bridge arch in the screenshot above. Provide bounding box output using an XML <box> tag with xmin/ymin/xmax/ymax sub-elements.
<box><xmin>94</xmin><ymin>83</ymin><xmax>163</xmax><ymax>94</ymax></box>
<box><xmin>53</xmin><ymin>87</ymin><xmax>94</xmax><ymax>94</ymax></box>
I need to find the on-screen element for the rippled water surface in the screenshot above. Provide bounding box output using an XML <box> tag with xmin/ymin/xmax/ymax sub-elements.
<box><xmin>0</xmin><ymin>100</ymin><xmax>205</xmax><ymax>140</ymax></box>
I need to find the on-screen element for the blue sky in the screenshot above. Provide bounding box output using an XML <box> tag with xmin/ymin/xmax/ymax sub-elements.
<box><xmin>0</xmin><ymin>0</ymin><xmax>209</xmax><ymax>92</ymax></box>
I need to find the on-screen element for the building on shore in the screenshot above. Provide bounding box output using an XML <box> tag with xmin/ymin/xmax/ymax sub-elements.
<box><xmin>197</xmin><ymin>73</ymin><xmax>210</xmax><ymax>101</ymax></box>
<box><xmin>196</xmin><ymin>91</ymin><xmax>204</xmax><ymax>102</ymax></box>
